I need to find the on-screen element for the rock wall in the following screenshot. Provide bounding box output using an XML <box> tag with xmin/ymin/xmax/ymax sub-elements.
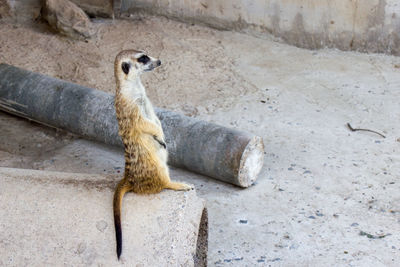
<box><xmin>121</xmin><ymin>0</ymin><xmax>400</xmax><ymax>55</ymax></box>
<box><xmin>2</xmin><ymin>0</ymin><xmax>399</xmax><ymax>55</ymax></box>
<box><xmin>3</xmin><ymin>0</ymin><xmax>113</xmax><ymax>20</ymax></box>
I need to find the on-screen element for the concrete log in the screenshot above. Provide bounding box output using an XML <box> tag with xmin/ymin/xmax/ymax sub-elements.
<box><xmin>0</xmin><ymin>167</ymin><xmax>207</xmax><ymax>266</ymax></box>
<box><xmin>0</xmin><ymin>63</ymin><xmax>264</xmax><ymax>187</ymax></box>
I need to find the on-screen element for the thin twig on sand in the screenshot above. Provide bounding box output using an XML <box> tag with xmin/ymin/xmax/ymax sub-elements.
<box><xmin>347</xmin><ymin>123</ymin><xmax>386</xmax><ymax>138</ymax></box>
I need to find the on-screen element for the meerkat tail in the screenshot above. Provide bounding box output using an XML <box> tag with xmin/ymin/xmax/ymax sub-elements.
<box><xmin>113</xmin><ymin>179</ymin><xmax>132</xmax><ymax>260</ymax></box>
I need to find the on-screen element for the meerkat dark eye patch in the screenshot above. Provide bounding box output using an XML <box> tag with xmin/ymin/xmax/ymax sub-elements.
<box><xmin>137</xmin><ymin>55</ymin><xmax>150</xmax><ymax>64</ymax></box>
<box><xmin>121</xmin><ymin>62</ymin><xmax>130</xmax><ymax>75</ymax></box>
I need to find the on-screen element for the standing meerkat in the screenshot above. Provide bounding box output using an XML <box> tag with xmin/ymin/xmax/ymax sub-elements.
<box><xmin>113</xmin><ymin>49</ymin><xmax>193</xmax><ymax>260</ymax></box>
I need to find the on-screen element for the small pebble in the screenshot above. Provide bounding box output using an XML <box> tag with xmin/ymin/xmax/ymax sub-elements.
<box><xmin>77</xmin><ymin>242</ymin><xmax>86</xmax><ymax>254</ymax></box>
<box><xmin>96</xmin><ymin>220</ymin><xmax>108</xmax><ymax>232</ymax></box>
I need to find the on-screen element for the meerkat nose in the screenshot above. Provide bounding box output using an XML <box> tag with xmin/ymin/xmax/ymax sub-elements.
<box><xmin>156</xmin><ymin>60</ymin><xmax>161</xmax><ymax>66</ymax></box>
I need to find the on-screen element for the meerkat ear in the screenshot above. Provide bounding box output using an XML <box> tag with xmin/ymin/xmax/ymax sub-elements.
<box><xmin>121</xmin><ymin>62</ymin><xmax>130</xmax><ymax>75</ymax></box>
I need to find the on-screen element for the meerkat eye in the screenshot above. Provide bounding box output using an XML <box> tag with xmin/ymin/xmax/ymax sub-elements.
<box><xmin>121</xmin><ymin>62</ymin><xmax>130</xmax><ymax>75</ymax></box>
<box><xmin>137</xmin><ymin>55</ymin><xmax>150</xmax><ymax>64</ymax></box>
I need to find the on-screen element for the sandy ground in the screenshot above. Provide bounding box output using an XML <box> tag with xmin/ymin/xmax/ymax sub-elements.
<box><xmin>1</xmin><ymin>16</ymin><xmax>400</xmax><ymax>266</ymax></box>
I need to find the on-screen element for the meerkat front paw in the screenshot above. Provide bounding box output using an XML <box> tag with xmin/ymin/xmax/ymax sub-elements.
<box><xmin>165</xmin><ymin>181</ymin><xmax>194</xmax><ymax>191</ymax></box>
<box><xmin>179</xmin><ymin>183</ymin><xmax>194</xmax><ymax>191</ymax></box>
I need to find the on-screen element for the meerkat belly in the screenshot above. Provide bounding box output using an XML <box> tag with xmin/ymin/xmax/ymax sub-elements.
<box><xmin>157</xmin><ymin>145</ymin><xmax>168</xmax><ymax>165</ymax></box>
<box><xmin>139</xmin><ymin>97</ymin><xmax>161</xmax><ymax>126</ymax></box>
<box><xmin>141</xmin><ymin>132</ymin><xmax>168</xmax><ymax>164</ymax></box>
<box><xmin>138</xmin><ymin>98</ymin><xmax>167</xmax><ymax>164</ymax></box>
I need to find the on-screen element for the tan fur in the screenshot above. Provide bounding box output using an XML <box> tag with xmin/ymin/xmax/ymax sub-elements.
<box><xmin>113</xmin><ymin>49</ymin><xmax>192</xmax><ymax>259</ymax></box>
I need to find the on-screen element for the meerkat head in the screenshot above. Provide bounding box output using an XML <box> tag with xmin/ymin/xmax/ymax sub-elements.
<box><xmin>114</xmin><ymin>49</ymin><xmax>161</xmax><ymax>82</ymax></box>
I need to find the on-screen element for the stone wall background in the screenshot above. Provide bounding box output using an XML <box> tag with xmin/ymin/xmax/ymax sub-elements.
<box><xmin>122</xmin><ymin>0</ymin><xmax>400</xmax><ymax>56</ymax></box>
<box><xmin>2</xmin><ymin>0</ymin><xmax>399</xmax><ymax>55</ymax></box>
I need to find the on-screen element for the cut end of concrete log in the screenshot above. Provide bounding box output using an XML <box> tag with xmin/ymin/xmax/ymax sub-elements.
<box><xmin>238</xmin><ymin>136</ymin><xmax>264</xmax><ymax>187</ymax></box>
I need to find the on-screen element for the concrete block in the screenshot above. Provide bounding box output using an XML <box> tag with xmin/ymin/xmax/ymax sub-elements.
<box><xmin>0</xmin><ymin>167</ymin><xmax>207</xmax><ymax>266</ymax></box>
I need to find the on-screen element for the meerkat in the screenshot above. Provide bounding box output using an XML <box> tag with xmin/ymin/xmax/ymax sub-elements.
<box><xmin>113</xmin><ymin>49</ymin><xmax>193</xmax><ymax>260</ymax></box>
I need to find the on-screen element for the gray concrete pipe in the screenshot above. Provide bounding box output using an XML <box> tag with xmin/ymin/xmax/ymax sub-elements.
<box><xmin>0</xmin><ymin>63</ymin><xmax>264</xmax><ymax>187</ymax></box>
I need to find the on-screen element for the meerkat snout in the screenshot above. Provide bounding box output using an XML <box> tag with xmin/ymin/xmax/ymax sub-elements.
<box><xmin>144</xmin><ymin>57</ymin><xmax>161</xmax><ymax>72</ymax></box>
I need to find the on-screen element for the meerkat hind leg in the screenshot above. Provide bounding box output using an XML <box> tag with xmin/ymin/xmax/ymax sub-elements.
<box><xmin>165</xmin><ymin>181</ymin><xmax>193</xmax><ymax>191</ymax></box>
